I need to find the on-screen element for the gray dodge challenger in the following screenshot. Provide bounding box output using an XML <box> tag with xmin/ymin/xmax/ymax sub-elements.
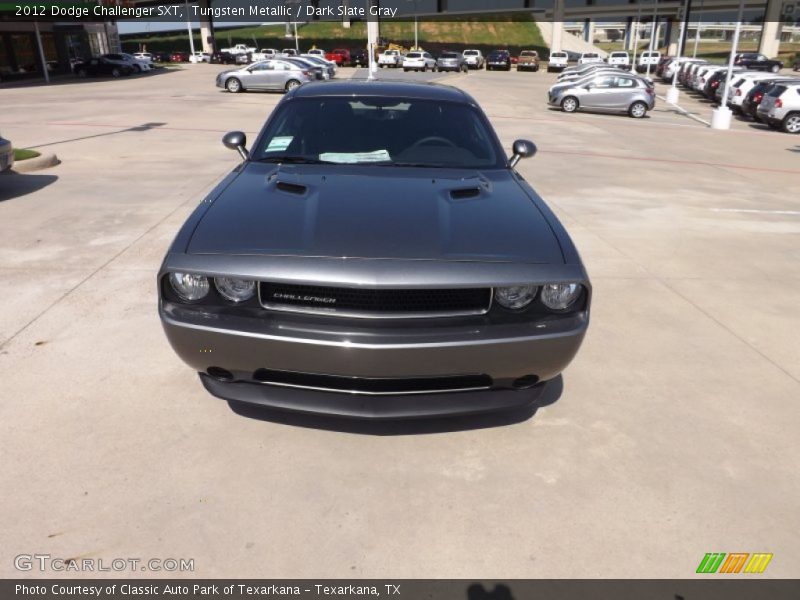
<box><xmin>158</xmin><ymin>80</ymin><xmax>590</xmax><ymax>418</ymax></box>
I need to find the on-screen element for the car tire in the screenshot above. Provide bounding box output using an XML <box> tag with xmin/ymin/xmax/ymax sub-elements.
<box><xmin>561</xmin><ymin>96</ymin><xmax>579</xmax><ymax>113</ymax></box>
<box><xmin>285</xmin><ymin>79</ymin><xmax>301</xmax><ymax>92</ymax></box>
<box><xmin>771</xmin><ymin>64</ymin><xmax>780</xmax><ymax>73</ymax></box>
<box><xmin>629</xmin><ymin>101</ymin><xmax>648</xmax><ymax>118</ymax></box>
<box><xmin>76</xmin><ymin>68</ymin><xmax>87</xmax><ymax>78</ymax></box>
<box><xmin>404</xmin><ymin>68</ymin><xmax>409</xmax><ymax>72</ymax></box>
<box><xmin>225</xmin><ymin>77</ymin><xmax>242</xmax><ymax>93</ymax></box>
<box><xmin>111</xmin><ymin>68</ymin><xmax>120</xmax><ymax>78</ymax></box>
<box><xmin>782</xmin><ymin>113</ymin><xmax>800</xmax><ymax>134</ymax></box>
<box><xmin>132</xmin><ymin>65</ymin><xmax>141</xmax><ymax>73</ymax></box>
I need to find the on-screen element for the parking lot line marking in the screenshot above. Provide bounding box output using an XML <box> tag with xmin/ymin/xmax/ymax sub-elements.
<box><xmin>656</xmin><ymin>94</ymin><xmax>712</xmax><ymax>126</ymax></box>
<box><xmin>539</xmin><ymin>149</ymin><xmax>800</xmax><ymax>176</ymax></box>
<box><xmin>709</xmin><ymin>208</ymin><xmax>800</xmax><ymax>216</ymax></box>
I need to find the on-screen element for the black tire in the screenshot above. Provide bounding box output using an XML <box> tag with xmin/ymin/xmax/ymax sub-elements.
<box><xmin>561</xmin><ymin>96</ymin><xmax>579</xmax><ymax>113</ymax></box>
<box><xmin>285</xmin><ymin>79</ymin><xmax>301</xmax><ymax>92</ymax></box>
<box><xmin>132</xmin><ymin>65</ymin><xmax>141</xmax><ymax>74</ymax></box>
<box><xmin>111</xmin><ymin>68</ymin><xmax>120</xmax><ymax>78</ymax></box>
<box><xmin>225</xmin><ymin>77</ymin><xmax>242</xmax><ymax>93</ymax></box>
<box><xmin>771</xmin><ymin>64</ymin><xmax>780</xmax><ymax>73</ymax></box>
<box><xmin>404</xmin><ymin>68</ymin><xmax>409</xmax><ymax>72</ymax></box>
<box><xmin>782</xmin><ymin>113</ymin><xmax>800</xmax><ymax>134</ymax></box>
<box><xmin>76</xmin><ymin>68</ymin><xmax>87</xmax><ymax>78</ymax></box>
<box><xmin>629</xmin><ymin>101</ymin><xmax>648</xmax><ymax>119</ymax></box>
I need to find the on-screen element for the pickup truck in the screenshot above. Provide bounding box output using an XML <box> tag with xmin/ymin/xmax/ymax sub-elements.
<box><xmin>251</xmin><ymin>48</ymin><xmax>278</xmax><ymax>62</ymax></box>
<box><xmin>516</xmin><ymin>50</ymin><xmax>540</xmax><ymax>72</ymax></box>
<box><xmin>221</xmin><ymin>43</ymin><xmax>255</xmax><ymax>56</ymax></box>
<box><xmin>326</xmin><ymin>49</ymin><xmax>351</xmax><ymax>66</ymax></box>
<box><xmin>378</xmin><ymin>49</ymin><xmax>402</xmax><ymax>68</ymax></box>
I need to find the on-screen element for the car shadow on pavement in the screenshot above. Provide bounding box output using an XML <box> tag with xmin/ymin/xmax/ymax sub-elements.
<box><xmin>226</xmin><ymin>376</ymin><xmax>563</xmax><ymax>436</ymax></box>
<box><xmin>0</xmin><ymin>67</ymin><xmax>180</xmax><ymax>90</ymax></box>
<box><xmin>0</xmin><ymin>172</ymin><xmax>58</xmax><ymax>202</ymax></box>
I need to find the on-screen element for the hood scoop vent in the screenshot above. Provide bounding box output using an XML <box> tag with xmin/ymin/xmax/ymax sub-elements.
<box><xmin>449</xmin><ymin>186</ymin><xmax>482</xmax><ymax>200</ymax></box>
<box><xmin>275</xmin><ymin>181</ymin><xmax>307</xmax><ymax>195</ymax></box>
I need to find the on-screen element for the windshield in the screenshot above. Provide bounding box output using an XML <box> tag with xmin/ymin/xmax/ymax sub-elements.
<box><xmin>254</xmin><ymin>97</ymin><xmax>502</xmax><ymax>169</ymax></box>
<box><xmin>406</xmin><ymin>53</ymin><xmax>422</xmax><ymax>59</ymax></box>
<box><xmin>464</xmin><ymin>50</ymin><xmax>478</xmax><ymax>56</ymax></box>
<box><xmin>440</xmin><ymin>52</ymin><xmax>458</xmax><ymax>59</ymax></box>
<box><xmin>520</xmin><ymin>51</ymin><xmax>536</xmax><ymax>57</ymax></box>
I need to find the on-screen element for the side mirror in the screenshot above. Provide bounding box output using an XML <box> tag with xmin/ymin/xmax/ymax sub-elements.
<box><xmin>222</xmin><ymin>131</ymin><xmax>249</xmax><ymax>161</ymax></box>
<box><xmin>509</xmin><ymin>139</ymin><xmax>536</xmax><ymax>168</ymax></box>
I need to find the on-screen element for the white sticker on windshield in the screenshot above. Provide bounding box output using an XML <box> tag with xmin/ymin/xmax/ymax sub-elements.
<box><xmin>319</xmin><ymin>149</ymin><xmax>391</xmax><ymax>163</ymax></box>
<box><xmin>266</xmin><ymin>136</ymin><xmax>293</xmax><ymax>151</ymax></box>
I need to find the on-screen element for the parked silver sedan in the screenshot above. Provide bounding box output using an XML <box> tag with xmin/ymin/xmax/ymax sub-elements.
<box><xmin>548</xmin><ymin>73</ymin><xmax>655</xmax><ymax>118</ymax></box>
<box><xmin>216</xmin><ymin>59</ymin><xmax>315</xmax><ymax>93</ymax></box>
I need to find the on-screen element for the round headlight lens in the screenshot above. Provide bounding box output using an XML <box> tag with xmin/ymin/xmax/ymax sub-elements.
<box><xmin>494</xmin><ymin>285</ymin><xmax>537</xmax><ymax>310</ymax></box>
<box><xmin>540</xmin><ymin>283</ymin><xmax>582</xmax><ymax>311</ymax></box>
<box><xmin>214</xmin><ymin>277</ymin><xmax>256</xmax><ymax>303</ymax></box>
<box><xmin>168</xmin><ymin>272</ymin><xmax>210</xmax><ymax>302</ymax></box>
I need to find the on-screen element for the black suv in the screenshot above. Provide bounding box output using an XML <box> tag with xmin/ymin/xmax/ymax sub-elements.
<box><xmin>734</xmin><ymin>53</ymin><xmax>783</xmax><ymax>73</ymax></box>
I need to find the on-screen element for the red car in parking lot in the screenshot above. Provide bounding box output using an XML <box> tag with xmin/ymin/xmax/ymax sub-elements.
<box><xmin>325</xmin><ymin>49</ymin><xmax>351</xmax><ymax>66</ymax></box>
<box><xmin>170</xmin><ymin>51</ymin><xmax>189</xmax><ymax>62</ymax></box>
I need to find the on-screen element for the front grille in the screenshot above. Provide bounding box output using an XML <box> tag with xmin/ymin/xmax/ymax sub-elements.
<box><xmin>259</xmin><ymin>282</ymin><xmax>492</xmax><ymax>318</ymax></box>
<box><xmin>252</xmin><ymin>369</ymin><xmax>493</xmax><ymax>395</ymax></box>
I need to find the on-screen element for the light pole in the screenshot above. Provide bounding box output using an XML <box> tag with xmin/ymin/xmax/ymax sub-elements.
<box><xmin>711</xmin><ymin>0</ymin><xmax>745</xmax><ymax>129</ymax></box>
<box><xmin>646</xmin><ymin>0</ymin><xmax>659</xmax><ymax>79</ymax></box>
<box><xmin>407</xmin><ymin>0</ymin><xmax>419</xmax><ymax>49</ymax></box>
<box><xmin>666</xmin><ymin>0</ymin><xmax>689</xmax><ymax>103</ymax></box>
<box><xmin>285</xmin><ymin>0</ymin><xmax>301</xmax><ymax>53</ymax></box>
<box><xmin>185</xmin><ymin>0</ymin><xmax>195</xmax><ymax>57</ymax></box>
<box><xmin>692</xmin><ymin>0</ymin><xmax>705</xmax><ymax>58</ymax></box>
<box><xmin>631</xmin><ymin>2</ymin><xmax>642</xmax><ymax>72</ymax></box>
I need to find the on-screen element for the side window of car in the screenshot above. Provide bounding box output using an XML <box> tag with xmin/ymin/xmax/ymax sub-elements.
<box><xmin>595</xmin><ymin>76</ymin><xmax>615</xmax><ymax>88</ymax></box>
<box><xmin>615</xmin><ymin>77</ymin><xmax>636</xmax><ymax>88</ymax></box>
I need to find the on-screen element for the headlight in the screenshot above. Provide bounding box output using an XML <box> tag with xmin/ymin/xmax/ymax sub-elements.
<box><xmin>214</xmin><ymin>277</ymin><xmax>256</xmax><ymax>303</ymax></box>
<box><xmin>169</xmin><ymin>272</ymin><xmax>210</xmax><ymax>302</ymax></box>
<box><xmin>494</xmin><ymin>285</ymin><xmax>537</xmax><ymax>310</ymax></box>
<box><xmin>540</xmin><ymin>283</ymin><xmax>582</xmax><ymax>311</ymax></box>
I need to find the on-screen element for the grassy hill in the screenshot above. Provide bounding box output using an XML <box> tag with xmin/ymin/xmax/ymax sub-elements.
<box><xmin>121</xmin><ymin>16</ymin><xmax>547</xmax><ymax>57</ymax></box>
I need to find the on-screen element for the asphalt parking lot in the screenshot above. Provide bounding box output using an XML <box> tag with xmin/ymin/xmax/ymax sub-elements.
<box><xmin>1</xmin><ymin>64</ymin><xmax>799</xmax><ymax>578</ymax></box>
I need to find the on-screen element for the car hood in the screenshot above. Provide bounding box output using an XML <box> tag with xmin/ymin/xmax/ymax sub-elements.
<box><xmin>187</xmin><ymin>163</ymin><xmax>564</xmax><ymax>264</ymax></box>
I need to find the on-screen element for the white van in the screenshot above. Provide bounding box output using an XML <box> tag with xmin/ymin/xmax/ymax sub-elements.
<box><xmin>548</xmin><ymin>51</ymin><xmax>569</xmax><ymax>72</ymax></box>
<box><xmin>637</xmin><ymin>51</ymin><xmax>661</xmax><ymax>72</ymax></box>
<box><xmin>607</xmin><ymin>51</ymin><xmax>630</xmax><ymax>67</ymax></box>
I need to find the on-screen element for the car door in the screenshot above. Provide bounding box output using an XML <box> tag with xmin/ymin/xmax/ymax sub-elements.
<box><xmin>243</xmin><ymin>61</ymin><xmax>273</xmax><ymax>89</ymax></box>
<box><xmin>607</xmin><ymin>76</ymin><xmax>639</xmax><ymax>109</ymax></box>
<box><xmin>581</xmin><ymin>75</ymin><xmax>616</xmax><ymax>108</ymax></box>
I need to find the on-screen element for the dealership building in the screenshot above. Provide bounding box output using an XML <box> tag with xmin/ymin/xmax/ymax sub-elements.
<box><xmin>0</xmin><ymin>21</ymin><xmax>120</xmax><ymax>82</ymax></box>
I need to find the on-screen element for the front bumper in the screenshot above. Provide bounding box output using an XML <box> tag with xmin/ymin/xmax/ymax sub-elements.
<box><xmin>161</xmin><ymin>303</ymin><xmax>588</xmax><ymax>417</ymax></box>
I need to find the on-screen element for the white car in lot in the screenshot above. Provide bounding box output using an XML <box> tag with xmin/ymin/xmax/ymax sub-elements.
<box><xmin>636</xmin><ymin>50</ymin><xmax>661</xmax><ymax>72</ymax></box>
<box><xmin>132</xmin><ymin>52</ymin><xmax>154</xmax><ymax>66</ymax></box>
<box><xmin>115</xmin><ymin>53</ymin><xmax>151</xmax><ymax>73</ymax></box>
<box><xmin>547</xmin><ymin>51</ymin><xmax>569</xmax><ymax>72</ymax></box>
<box><xmin>306</xmin><ymin>49</ymin><xmax>326</xmax><ymax>58</ymax></box>
<box><xmin>728</xmin><ymin>72</ymin><xmax>778</xmax><ymax>110</ymax></box>
<box><xmin>378</xmin><ymin>49</ymin><xmax>403</xmax><ymax>68</ymax></box>
<box><xmin>578</xmin><ymin>52</ymin><xmax>604</xmax><ymax>65</ymax></box>
<box><xmin>402</xmin><ymin>51</ymin><xmax>436</xmax><ymax>72</ymax></box>
<box><xmin>189</xmin><ymin>52</ymin><xmax>211</xmax><ymax>64</ymax></box>
<box><xmin>462</xmin><ymin>49</ymin><xmax>484</xmax><ymax>70</ymax></box>
<box><xmin>607</xmin><ymin>51</ymin><xmax>630</xmax><ymax>67</ymax></box>
<box><xmin>252</xmin><ymin>48</ymin><xmax>278</xmax><ymax>62</ymax></box>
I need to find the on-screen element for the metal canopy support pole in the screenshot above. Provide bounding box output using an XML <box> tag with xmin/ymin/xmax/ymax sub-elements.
<box><xmin>646</xmin><ymin>0</ymin><xmax>658</xmax><ymax>78</ymax></box>
<box><xmin>667</xmin><ymin>0</ymin><xmax>690</xmax><ymax>103</ymax></box>
<box><xmin>33</xmin><ymin>21</ymin><xmax>50</xmax><ymax>84</ymax></box>
<box><xmin>711</xmin><ymin>0</ymin><xmax>744</xmax><ymax>130</ymax></box>
<box><xmin>185</xmin><ymin>0</ymin><xmax>195</xmax><ymax>56</ymax></box>
<box><xmin>692</xmin><ymin>0</ymin><xmax>705</xmax><ymax>58</ymax></box>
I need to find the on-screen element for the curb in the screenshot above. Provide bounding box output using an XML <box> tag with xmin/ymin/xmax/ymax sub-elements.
<box><xmin>13</xmin><ymin>152</ymin><xmax>60</xmax><ymax>173</ymax></box>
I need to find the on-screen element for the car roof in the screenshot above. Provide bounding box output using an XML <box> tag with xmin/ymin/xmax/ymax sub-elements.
<box><xmin>291</xmin><ymin>80</ymin><xmax>471</xmax><ymax>103</ymax></box>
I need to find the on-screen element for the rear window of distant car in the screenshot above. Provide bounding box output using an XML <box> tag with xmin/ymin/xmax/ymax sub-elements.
<box><xmin>551</xmin><ymin>52</ymin><xmax>567</xmax><ymax>58</ymax></box>
<box><xmin>255</xmin><ymin>97</ymin><xmax>502</xmax><ymax>169</ymax></box>
<box><xmin>406</xmin><ymin>52</ymin><xmax>422</xmax><ymax>58</ymax></box>
<box><xmin>767</xmin><ymin>85</ymin><xmax>787</xmax><ymax>97</ymax></box>
<box><xmin>490</xmin><ymin>51</ymin><xmax>508</xmax><ymax>57</ymax></box>
<box><xmin>440</xmin><ymin>52</ymin><xmax>458</xmax><ymax>58</ymax></box>
<box><xmin>463</xmin><ymin>50</ymin><xmax>479</xmax><ymax>55</ymax></box>
<box><xmin>520</xmin><ymin>51</ymin><xmax>537</xmax><ymax>57</ymax></box>
<box><xmin>583</xmin><ymin>53</ymin><xmax>599</xmax><ymax>58</ymax></box>
<box><xmin>611</xmin><ymin>52</ymin><xmax>627</xmax><ymax>57</ymax></box>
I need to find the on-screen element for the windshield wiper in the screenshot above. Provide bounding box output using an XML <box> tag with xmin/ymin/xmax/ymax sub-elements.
<box><xmin>256</xmin><ymin>155</ymin><xmax>335</xmax><ymax>164</ymax></box>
